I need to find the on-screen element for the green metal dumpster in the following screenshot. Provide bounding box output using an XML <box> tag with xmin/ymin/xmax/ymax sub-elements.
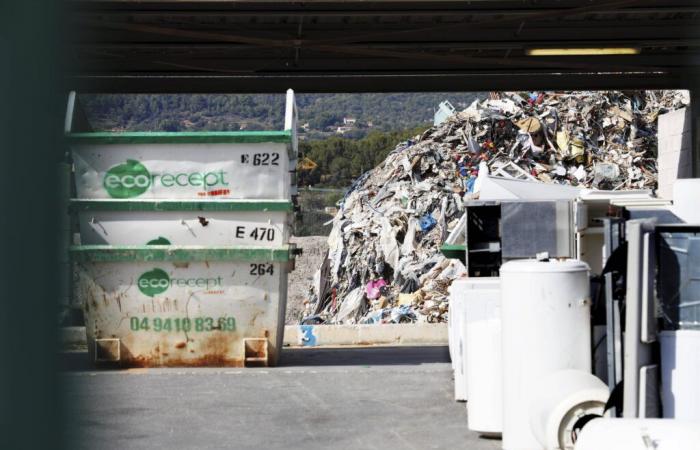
<box><xmin>65</xmin><ymin>89</ymin><xmax>300</xmax><ymax>367</ymax></box>
<box><xmin>72</xmin><ymin>245</ymin><xmax>295</xmax><ymax>367</ymax></box>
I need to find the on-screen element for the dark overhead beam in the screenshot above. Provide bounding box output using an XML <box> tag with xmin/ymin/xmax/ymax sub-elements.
<box><xmin>64</xmin><ymin>0</ymin><xmax>700</xmax><ymax>93</ymax></box>
<box><xmin>72</xmin><ymin>38</ymin><xmax>700</xmax><ymax>51</ymax></box>
<box><xmin>66</xmin><ymin>0</ymin><xmax>700</xmax><ymax>13</ymax></box>
<box><xmin>73</xmin><ymin>23</ymin><xmax>700</xmax><ymax>43</ymax></box>
<box><xmin>75</xmin><ymin>19</ymin><xmax>668</xmax><ymax>73</ymax></box>
<box><xmin>67</xmin><ymin>70</ymin><xmax>690</xmax><ymax>93</ymax></box>
<box><xmin>70</xmin><ymin>54</ymin><xmax>700</xmax><ymax>73</ymax></box>
<box><xmin>311</xmin><ymin>0</ymin><xmax>648</xmax><ymax>46</ymax></box>
<box><xmin>66</xmin><ymin>6</ymin><xmax>700</xmax><ymax>17</ymax></box>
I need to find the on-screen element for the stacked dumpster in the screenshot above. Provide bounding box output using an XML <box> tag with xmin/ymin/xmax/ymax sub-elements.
<box><xmin>67</xmin><ymin>90</ymin><xmax>299</xmax><ymax>367</ymax></box>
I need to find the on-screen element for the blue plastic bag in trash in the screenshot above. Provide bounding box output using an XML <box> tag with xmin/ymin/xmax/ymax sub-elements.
<box><xmin>390</xmin><ymin>305</ymin><xmax>417</xmax><ymax>323</ymax></box>
<box><xmin>466</xmin><ymin>177</ymin><xmax>476</xmax><ymax>193</ymax></box>
<box><xmin>419</xmin><ymin>215</ymin><xmax>437</xmax><ymax>232</ymax></box>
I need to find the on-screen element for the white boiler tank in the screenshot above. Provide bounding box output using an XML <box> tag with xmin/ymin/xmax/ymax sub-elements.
<box><xmin>448</xmin><ymin>278</ymin><xmax>469</xmax><ymax>401</ymax></box>
<box><xmin>659</xmin><ymin>330</ymin><xmax>700</xmax><ymax>420</ymax></box>
<box><xmin>500</xmin><ymin>259</ymin><xmax>592</xmax><ymax>450</ymax></box>
<box><xmin>574</xmin><ymin>418</ymin><xmax>700</xmax><ymax>450</ymax></box>
<box><xmin>464</xmin><ymin>277</ymin><xmax>502</xmax><ymax>436</ymax></box>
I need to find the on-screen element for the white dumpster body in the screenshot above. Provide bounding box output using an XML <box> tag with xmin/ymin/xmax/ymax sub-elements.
<box><xmin>70</xmin><ymin>133</ymin><xmax>294</xmax><ymax>200</ymax></box>
<box><xmin>74</xmin><ymin>200</ymin><xmax>292</xmax><ymax>247</ymax></box>
<box><xmin>73</xmin><ymin>246</ymin><xmax>293</xmax><ymax>367</ymax></box>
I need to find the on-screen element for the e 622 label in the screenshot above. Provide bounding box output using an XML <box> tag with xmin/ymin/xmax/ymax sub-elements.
<box><xmin>240</xmin><ymin>152</ymin><xmax>280</xmax><ymax>166</ymax></box>
<box><xmin>129</xmin><ymin>316</ymin><xmax>236</xmax><ymax>332</ymax></box>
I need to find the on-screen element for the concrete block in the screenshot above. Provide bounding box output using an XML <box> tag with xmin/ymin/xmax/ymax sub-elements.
<box><xmin>660</xmin><ymin>148</ymin><xmax>693</xmax><ymax>172</ymax></box>
<box><xmin>658</xmin><ymin>107</ymin><xmax>689</xmax><ymax>137</ymax></box>
<box><xmin>62</xmin><ymin>326</ymin><xmax>87</xmax><ymax>348</ymax></box>
<box><xmin>658</xmin><ymin>108</ymin><xmax>693</xmax><ymax>199</ymax></box>
<box><xmin>284</xmin><ymin>323</ymin><xmax>448</xmax><ymax>347</ymax></box>
<box><xmin>658</xmin><ymin>133</ymin><xmax>688</xmax><ymax>156</ymax></box>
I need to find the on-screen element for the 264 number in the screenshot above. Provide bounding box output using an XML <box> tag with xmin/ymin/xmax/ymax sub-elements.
<box><xmin>250</xmin><ymin>263</ymin><xmax>274</xmax><ymax>276</ymax></box>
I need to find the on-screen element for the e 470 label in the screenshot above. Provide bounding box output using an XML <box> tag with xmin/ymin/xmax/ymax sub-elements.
<box><xmin>235</xmin><ymin>226</ymin><xmax>275</xmax><ymax>241</ymax></box>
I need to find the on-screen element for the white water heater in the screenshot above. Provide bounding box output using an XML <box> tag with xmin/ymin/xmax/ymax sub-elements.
<box><xmin>659</xmin><ymin>330</ymin><xmax>700</xmax><ymax>420</ymax></box>
<box><xmin>672</xmin><ymin>178</ymin><xmax>700</xmax><ymax>223</ymax></box>
<box><xmin>574</xmin><ymin>418</ymin><xmax>700</xmax><ymax>450</ymax></box>
<box><xmin>448</xmin><ymin>278</ymin><xmax>470</xmax><ymax>401</ymax></box>
<box><xmin>464</xmin><ymin>277</ymin><xmax>502</xmax><ymax>436</ymax></box>
<box><xmin>501</xmin><ymin>259</ymin><xmax>592</xmax><ymax>450</ymax></box>
<box><xmin>529</xmin><ymin>370</ymin><xmax>609</xmax><ymax>450</ymax></box>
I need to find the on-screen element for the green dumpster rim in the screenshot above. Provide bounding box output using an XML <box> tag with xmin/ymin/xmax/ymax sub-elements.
<box><xmin>70</xmin><ymin>199</ymin><xmax>294</xmax><ymax>213</ymax></box>
<box><xmin>440</xmin><ymin>243</ymin><xmax>466</xmax><ymax>260</ymax></box>
<box><xmin>65</xmin><ymin>130</ymin><xmax>292</xmax><ymax>145</ymax></box>
<box><xmin>70</xmin><ymin>245</ymin><xmax>294</xmax><ymax>262</ymax></box>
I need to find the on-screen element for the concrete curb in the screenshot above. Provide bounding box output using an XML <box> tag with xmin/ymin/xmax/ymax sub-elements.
<box><xmin>61</xmin><ymin>323</ymin><xmax>447</xmax><ymax>349</ymax></box>
<box><xmin>284</xmin><ymin>323</ymin><xmax>447</xmax><ymax>347</ymax></box>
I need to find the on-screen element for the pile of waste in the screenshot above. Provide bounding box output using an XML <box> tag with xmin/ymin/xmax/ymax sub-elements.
<box><xmin>302</xmin><ymin>90</ymin><xmax>689</xmax><ymax>325</ymax></box>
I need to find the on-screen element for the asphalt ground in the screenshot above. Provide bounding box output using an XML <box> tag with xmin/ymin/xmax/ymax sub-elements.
<box><xmin>62</xmin><ymin>346</ymin><xmax>501</xmax><ymax>450</ymax></box>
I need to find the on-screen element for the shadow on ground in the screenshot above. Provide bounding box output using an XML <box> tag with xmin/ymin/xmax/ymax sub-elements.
<box><xmin>279</xmin><ymin>345</ymin><xmax>450</xmax><ymax>367</ymax></box>
<box><xmin>61</xmin><ymin>345</ymin><xmax>450</xmax><ymax>371</ymax></box>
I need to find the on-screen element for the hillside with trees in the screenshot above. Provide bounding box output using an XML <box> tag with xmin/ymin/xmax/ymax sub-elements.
<box><xmin>80</xmin><ymin>92</ymin><xmax>482</xmax><ymax>137</ymax></box>
<box><xmin>298</xmin><ymin>127</ymin><xmax>426</xmax><ymax>187</ymax></box>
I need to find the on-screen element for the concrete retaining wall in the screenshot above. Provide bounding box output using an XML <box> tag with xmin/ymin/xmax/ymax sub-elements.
<box><xmin>62</xmin><ymin>323</ymin><xmax>448</xmax><ymax>349</ymax></box>
<box><xmin>284</xmin><ymin>323</ymin><xmax>447</xmax><ymax>347</ymax></box>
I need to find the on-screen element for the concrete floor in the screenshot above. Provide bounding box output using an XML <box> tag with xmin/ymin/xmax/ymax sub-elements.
<box><xmin>62</xmin><ymin>346</ymin><xmax>501</xmax><ymax>450</ymax></box>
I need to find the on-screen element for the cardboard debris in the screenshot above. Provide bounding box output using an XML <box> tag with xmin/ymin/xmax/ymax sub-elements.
<box><xmin>303</xmin><ymin>90</ymin><xmax>689</xmax><ymax>325</ymax></box>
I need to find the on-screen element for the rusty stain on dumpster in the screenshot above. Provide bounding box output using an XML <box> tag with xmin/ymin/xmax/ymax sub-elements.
<box><xmin>75</xmin><ymin>261</ymin><xmax>286</xmax><ymax>368</ymax></box>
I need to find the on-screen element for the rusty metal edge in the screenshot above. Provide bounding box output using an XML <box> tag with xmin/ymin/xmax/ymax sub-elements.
<box><xmin>61</xmin><ymin>323</ymin><xmax>448</xmax><ymax>351</ymax></box>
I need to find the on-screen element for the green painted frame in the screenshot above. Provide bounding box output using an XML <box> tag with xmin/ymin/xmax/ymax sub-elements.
<box><xmin>70</xmin><ymin>245</ymin><xmax>294</xmax><ymax>262</ymax></box>
<box><xmin>65</xmin><ymin>130</ymin><xmax>292</xmax><ymax>145</ymax></box>
<box><xmin>70</xmin><ymin>199</ymin><xmax>293</xmax><ymax>212</ymax></box>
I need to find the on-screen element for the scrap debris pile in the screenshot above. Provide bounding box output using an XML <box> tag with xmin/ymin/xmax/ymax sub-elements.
<box><xmin>302</xmin><ymin>90</ymin><xmax>689</xmax><ymax>325</ymax></box>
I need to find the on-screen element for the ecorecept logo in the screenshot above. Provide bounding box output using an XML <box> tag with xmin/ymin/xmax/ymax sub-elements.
<box><xmin>104</xmin><ymin>159</ymin><xmax>151</xmax><ymax>198</ymax></box>
<box><xmin>137</xmin><ymin>267</ymin><xmax>224</xmax><ymax>297</ymax></box>
<box><xmin>138</xmin><ymin>268</ymin><xmax>170</xmax><ymax>297</ymax></box>
<box><xmin>103</xmin><ymin>159</ymin><xmax>230</xmax><ymax>199</ymax></box>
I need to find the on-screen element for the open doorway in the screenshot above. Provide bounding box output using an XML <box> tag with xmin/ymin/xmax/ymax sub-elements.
<box><xmin>71</xmin><ymin>89</ymin><xmax>690</xmax><ymax>335</ymax></box>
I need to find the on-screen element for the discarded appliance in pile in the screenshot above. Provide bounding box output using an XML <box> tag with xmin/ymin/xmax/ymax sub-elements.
<box><xmin>302</xmin><ymin>90</ymin><xmax>689</xmax><ymax>325</ymax></box>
